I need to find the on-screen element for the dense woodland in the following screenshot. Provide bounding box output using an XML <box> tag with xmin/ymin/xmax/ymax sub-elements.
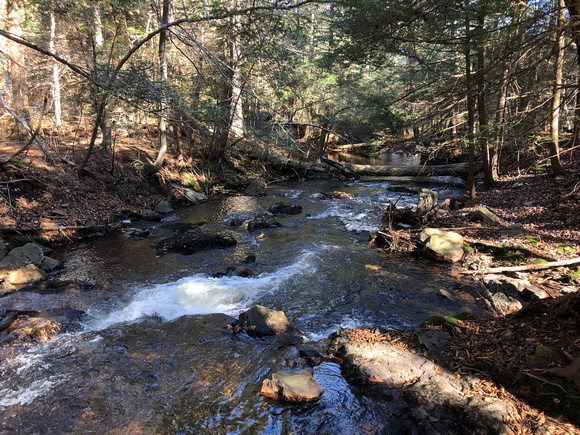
<box><xmin>0</xmin><ymin>0</ymin><xmax>578</xmax><ymax>193</ymax></box>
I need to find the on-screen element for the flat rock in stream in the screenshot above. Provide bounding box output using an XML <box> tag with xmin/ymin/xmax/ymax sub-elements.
<box><xmin>152</xmin><ymin>230</ymin><xmax>237</xmax><ymax>255</ymax></box>
<box><xmin>331</xmin><ymin>329</ymin><xmax>519</xmax><ymax>434</ymax></box>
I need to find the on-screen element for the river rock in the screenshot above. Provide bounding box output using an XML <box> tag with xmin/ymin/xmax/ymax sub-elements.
<box><xmin>153</xmin><ymin>230</ymin><xmax>237</xmax><ymax>255</ymax></box>
<box><xmin>420</xmin><ymin>228</ymin><xmax>464</xmax><ymax>263</ymax></box>
<box><xmin>482</xmin><ymin>274</ymin><xmax>549</xmax><ymax>302</ymax></box>
<box><xmin>155</xmin><ymin>200</ymin><xmax>174</xmax><ymax>214</ymax></box>
<box><xmin>259</xmin><ymin>368</ymin><xmax>323</xmax><ymax>402</ymax></box>
<box><xmin>470</xmin><ymin>206</ymin><xmax>501</xmax><ymax>225</ymax></box>
<box><xmin>268</xmin><ymin>202</ymin><xmax>303</xmax><ymax>216</ymax></box>
<box><xmin>247</xmin><ymin>214</ymin><xmax>282</xmax><ymax>232</ymax></box>
<box><xmin>0</xmin><ymin>308</ymin><xmax>85</xmax><ymax>346</ymax></box>
<box><xmin>183</xmin><ymin>189</ymin><xmax>207</xmax><ymax>203</ymax></box>
<box><xmin>7</xmin><ymin>264</ymin><xmax>46</xmax><ymax>285</ymax></box>
<box><xmin>0</xmin><ymin>239</ymin><xmax>6</xmax><ymax>261</ymax></box>
<box><xmin>40</xmin><ymin>256</ymin><xmax>62</xmax><ymax>273</ymax></box>
<box><xmin>487</xmin><ymin>291</ymin><xmax>523</xmax><ymax>316</ymax></box>
<box><xmin>245</xmin><ymin>179</ymin><xmax>266</xmax><ymax>196</ymax></box>
<box><xmin>416</xmin><ymin>188</ymin><xmax>438</xmax><ymax>216</ymax></box>
<box><xmin>239</xmin><ymin>305</ymin><xmax>301</xmax><ymax>337</ymax></box>
<box><xmin>0</xmin><ymin>243</ymin><xmax>44</xmax><ymax>270</ymax></box>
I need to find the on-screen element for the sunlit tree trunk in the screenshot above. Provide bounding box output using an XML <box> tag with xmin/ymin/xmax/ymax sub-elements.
<box><xmin>50</xmin><ymin>13</ymin><xmax>62</xmax><ymax>129</ymax></box>
<box><xmin>229</xmin><ymin>12</ymin><xmax>244</xmax><ymax>139</ymax></box>
<box><xmin>550</xmin><ymin>0</ymin><xmax>566</xmax><ymax>175</ymax></box>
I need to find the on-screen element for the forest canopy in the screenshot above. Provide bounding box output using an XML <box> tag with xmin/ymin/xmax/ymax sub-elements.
<box><xmin>0</xmin><ymin>0</ymin><xmax>577</xmax><ymax>192</ymax></box>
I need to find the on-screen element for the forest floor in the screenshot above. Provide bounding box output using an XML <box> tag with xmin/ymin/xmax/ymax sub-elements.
<box><xmin>1</xmin><ymin>132</ymin><xmax>580</xmax><ymax>432</ymax></box>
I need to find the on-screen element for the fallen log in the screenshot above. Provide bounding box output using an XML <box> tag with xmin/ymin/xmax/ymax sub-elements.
<box><xmin>328</xmin><ymin>159</ymin><xmax>469</xmax><ymax>177</ymax></box>
<box><xmin>470</xmin><ymin>257</ymin><xmax>580</xmax><ymax>274</ymax></box>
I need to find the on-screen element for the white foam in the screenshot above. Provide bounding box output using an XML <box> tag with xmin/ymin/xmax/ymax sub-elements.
<box><xmin>89</xmin><ymin>251</ymin><xmax>318</xmax><ymax>330</ymax></box>
<box><xmin>0</xmin><ymin>377</ymin><xmax>64</xmax><ymax>407</ymax></box>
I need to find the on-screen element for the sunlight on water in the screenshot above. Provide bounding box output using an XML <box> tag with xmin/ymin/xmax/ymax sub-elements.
<box><xmin>89</xmin><ymin>251</ymin><xmax>319</xmax><ymax>330</ymax></box>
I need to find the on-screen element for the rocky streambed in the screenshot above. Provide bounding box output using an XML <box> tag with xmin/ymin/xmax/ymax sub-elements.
<box><xmin>0</xmin><ymin>178</ymin><xmax>577</xmax><ymax>433</ymax></box>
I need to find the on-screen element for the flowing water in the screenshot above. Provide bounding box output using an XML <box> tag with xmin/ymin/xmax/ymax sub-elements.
<box><xmin>0</xmin><ymin>174</ymin><xmax>478</xmax><ymax>434</ymax></box>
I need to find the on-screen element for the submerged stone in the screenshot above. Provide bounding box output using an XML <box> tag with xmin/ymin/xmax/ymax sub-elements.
<box><xmin>259</xmin><ymin>368</ymin><xmax>324</xmax><ymax>402</ymax></box>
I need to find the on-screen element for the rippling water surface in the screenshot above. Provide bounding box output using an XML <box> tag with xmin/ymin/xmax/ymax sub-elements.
<box><xmin>0</xmin><ymin>177</ymin><xmax>478</xmax><ymax>434</ymax></box>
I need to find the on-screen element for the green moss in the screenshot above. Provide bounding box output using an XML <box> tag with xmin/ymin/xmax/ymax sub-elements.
<box><xmin>7</xmin><ymin>236</ymin><xmax>35</xmax><ymax>250</ymax></box>
<box><xmin>524</xmin><ymin>236</ymin><xmax>540</xmax><ymax>246</ymax></box>
<box><xmin>556</xmin><ymin>243</ymin><xmax>576</xmax><ymax>254</ymax></box>
<box><xmin>527</xmin><ymin>344</ymin><xmax>550</xmax><ymax>362</ymax></box>
<box><xmin>33</xmin><ymin>236</ymin><xmax>50</xmax><ymax>246</ymax></box>
<box><xmin>530</xmin><ymin>258</ymin><xmax>548</xmax><ymax>264</ymax></box>
<box><xmin>420</xmin><ymin>312</ymin><xmax>471</xmax><ymax>332</ymax></box>
<box><xmin>566</xmin><ymin>268</ymin><xmax>580</xmax><ymax>282</ymax></box>
<box><xmin>183</xmin><ymin>172</ymin><xmax>202</xmax><ymax>191</ymax></box>
<box><xmin>462</xmin><ymin>243</ymin><xmax>473</xmax><ymax>254</ymax></box>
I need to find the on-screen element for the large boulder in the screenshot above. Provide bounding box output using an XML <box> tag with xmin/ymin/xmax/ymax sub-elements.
<box><xmin>239</xmin><ymin>305</ymin><xmax>301</xmax><ymax>337</ymax></box>
<box><xmin>153</xmin><ymin>230</ymin><xmax>237</xmax><ymax>255</ymax></box>
<box><xmin>259</xmin><ymin>368</ymin><xmax>324</xmax><ymax>402</ymax></box>
<box><xmin>420</xmin><ymin>228</ymin><xmax>464</xmax><ymax>263</ymax></box>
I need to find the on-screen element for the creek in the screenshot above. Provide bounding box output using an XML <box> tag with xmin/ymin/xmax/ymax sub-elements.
<box><xmin>0</xmin><ymin>166</ymin><xmax>479</xmax><ymax>434</ymax></box>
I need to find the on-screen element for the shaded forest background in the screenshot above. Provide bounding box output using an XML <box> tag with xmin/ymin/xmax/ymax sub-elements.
<box><xmin>0</xmin><ymin>0</ymin><xmax>579</xmax><ymax>204</ymax></box>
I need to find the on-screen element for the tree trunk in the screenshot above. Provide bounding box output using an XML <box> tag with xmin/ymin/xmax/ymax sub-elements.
<box><xmin>476</xmin><ymin>15</ymin><xmax>492</xmax><ymax>188</ymax></box>
<box><xmin>143</xmin><ymin>0</ymin><xmax>169</xmax><ymax>175</ymax></box>
<box><xmin>550</xmin><ymin>0</ymin><xmax>566</xmax><ymax>176</ymax></box>
<box><xmin>6</xmin><ymin>0</ymin><xmax>29</xmax><ymax>131</ymax></box>
<box><xmin>324</xmin><ymin>159</ymin><xmax>469</xmax><ymax>177</ymax></box>
<box><xmin>50</xmin><ymin>13</ymin><xmax>62</xmax><ymax>129</ymax></box>
<box><xmin>565</xmin><ymin>0</ymin><xmax>580</xmax><ymax>148</ymax></box>
<box><xmin>493</xmin><ymin>63</ymin><xmax>508</xmax><ymax>179</ymax></box>
<box><xmin>228</xmin><ymin>11</ymin><xmax>244</xmax><ymax>139</ymax></box>
<box><xmin>465</xmin><ymin>3</ymin><xmax>476</xmax><ymax>199</ymax></box>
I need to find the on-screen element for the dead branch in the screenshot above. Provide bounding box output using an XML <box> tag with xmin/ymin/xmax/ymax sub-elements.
<box><xmin>0</xmin><ymin>96</ymin><xmax>48</xmax><ymax>164</ymax></box>
<box><xmin>472</xmin><ymin>257</ymin><xmax>580</xmax><ymax>274</ymax></box>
